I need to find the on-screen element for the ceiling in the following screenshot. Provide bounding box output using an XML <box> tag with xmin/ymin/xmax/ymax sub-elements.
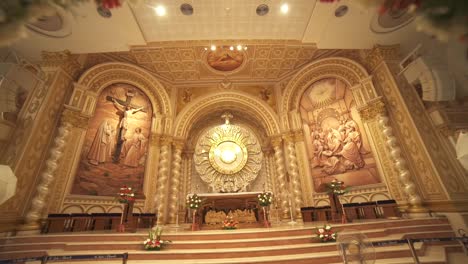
<box><xmin>9</xmin><ymin>0</ymin><xmax>425</xmax><ymax>61</ymax></box>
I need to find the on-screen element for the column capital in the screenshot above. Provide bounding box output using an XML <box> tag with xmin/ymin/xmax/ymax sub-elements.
<box><xmin>282</xmin><ymin>132</ymin><xmax>294</xmax><ymax>143</ymax></box>
<box><xmin>358</xmin><ymin>97</ymin><xmax>386</xmax><ymax>121</ymax></box>
<box><xmin>160</xmin><ymin>136</ymin><xmax>173</xmax><ymax>146</ymax></box>
<box><xmin>149</xmin><ymin>133</ymin><xmax>161</xmax><ymax>146</ymax></box>
<box><xmin>270</xmin><ymin>136</ymin><xmax>283</xmax><ymax>148</ymax></box>
<box><xmin>293</xmin><ymin>130</ymin><xmax>305</xmax><ymax>142</ymax></box>
<box><xmin>61</xmin><ymin>108</ymin><xmax>89</xmax><ymax>129</ymax></box>
<box><xmin>172</xmin><ymin>139</ymin><xmax>185</xmax><ymax>150</ymax></box>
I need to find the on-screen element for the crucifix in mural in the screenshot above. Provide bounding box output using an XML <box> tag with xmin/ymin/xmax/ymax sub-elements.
<box><xmin>106</xmin><ymin>90</ymin><xmax>147</xmax><ymax>163</ymax></box>
<box><xmin>72</xmin><ymin>83</ymin><xmax>153</xmax><ymax>197</ymax></box>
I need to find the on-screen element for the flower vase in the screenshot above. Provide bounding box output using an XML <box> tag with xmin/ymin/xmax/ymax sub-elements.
<box><xmin>191</xmin><ymin>209</ymin><xmax>198</xmax><ymax>231</ymax></box>
<box><xmin>262</xmin><ymin>206</ymin><xmax>271</xmax><ymax>228</ymax></box>
<box><xmin>117</xmin><ymin>203</ymin><xmax>126</xmax><ymax>232</ymax></box>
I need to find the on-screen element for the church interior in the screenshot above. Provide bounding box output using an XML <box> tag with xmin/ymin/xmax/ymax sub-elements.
<box><xmin>1</xmin><ymin>0</ymin><xmax>468</xmax><ymax>263</ymax></box>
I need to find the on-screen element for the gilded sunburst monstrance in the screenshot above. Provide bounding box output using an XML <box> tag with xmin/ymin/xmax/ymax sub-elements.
<box><xmin>194</xmin><ymin>112</ymin><xmax>263</xmax><ymax>193</ymax></box>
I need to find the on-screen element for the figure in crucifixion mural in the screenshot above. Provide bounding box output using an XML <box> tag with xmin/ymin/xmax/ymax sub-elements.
<box><xmin>109</xmin><ymin>90</ymin><xmax>146</xmax><ymax>163</ymax></box>
<box><xmin>72</xmin><ymin>83</ymin><xmax>152</xmax><ymax>196</ymax></box>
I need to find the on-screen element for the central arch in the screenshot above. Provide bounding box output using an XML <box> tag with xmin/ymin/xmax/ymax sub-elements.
<box><xmin>173</xmin><ymin>91</ymin><xmax>281</xmax><ymax>139</ymax></box>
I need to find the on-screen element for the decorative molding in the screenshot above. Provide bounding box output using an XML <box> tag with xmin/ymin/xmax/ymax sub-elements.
<box><xmin>61</xmin><ymin>108</ymin><xmax>89</xmax><ymax>129</ymax></box>
<box><xmin>358</xmin><ymin>97</ymin><xmax>386</xmax><ymax>121</ymax></box>
<box><xmin>281</xmin><ymin>57</ymin><xmax>369</xmax><ymax>116</ymax></box>
<box><xmin>173</xmin><ymin>91</ymin><xmax>281</xmax><ymax>138</ymax></box>
<box><xmin>76</xmin><ymin>62</ymin><xmax>172</xmax><ymax>116</ymax></box>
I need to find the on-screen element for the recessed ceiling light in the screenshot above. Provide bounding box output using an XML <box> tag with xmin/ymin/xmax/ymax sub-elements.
<box><xmin>154</xmin><ymin>5</ymin><xmax>166</xmax><ymax>16</ymax></box>
<box><xmin>180</xmin><ymin>3</ymin><xmax>193</xmax><ymax>16</ymax></box>
<box><xmin>335</xmin><ymin>5</ymin><xmax>348</xmax><ymax>17</ymax></box>
<box><xmin>256</xmin><ymin>4</ymin><xmax>269</xmax><ymax>16</ymax></box>
<box><xmin>280</xmin><ymin>3</ymin><xmax>289</xmax><ymax>14</ymax></box>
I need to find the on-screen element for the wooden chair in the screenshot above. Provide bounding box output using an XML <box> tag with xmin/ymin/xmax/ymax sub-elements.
<box><xmin>109</xmin><ymin>213</ymin><xmax>123</xmax><ymax>231</ymax></box>
<box><xmin>139</xmin><ymin>213</ymin><xmax>156</xmax><ymax>228</ymax></box>
<box><xmin>343</xmin><ymin>203</ymin><xmax>359</xmax><ymax>222</ymax></box>
<box><xmin>301</xmin><ymin>207</ymin><xmax>314</xmax><ymax>222</ymax></box>
<box><xmin>70</xmin><ymin>213</ymin><xmax>91</xmax><ymax>232</ymax></box>
<box><xmin>45</xmin><ymin>214</ymin><xmax>70</xmax><ymax>233</ymax></box>
<box><xmin>359</xmin><ymin>202</ymin><xmax>378</xmax><ymax>219</ymax></box>
<box><xmin>314</xmin><ymin>206</ymin><xmax>331</xmax><ymax>222</ymax></box>
<box><xmin>377</xmin><ymin>200</ymin><xmax>401</xmax><ymax>218</ymax></box>
<box><xmin>91</xmin><ymin>213</ymin><xmax>110</xmax><ymax>231</ymax></box>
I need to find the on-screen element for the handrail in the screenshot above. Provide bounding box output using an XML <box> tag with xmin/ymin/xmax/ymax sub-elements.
<box><xmin>0</xmin><ymin>253</ymin><xmax>128</xmax><ymax>264</ymax></box>
<box><xmin>340</xmin><ymin>236</ymin><xmax>468</xmax><ymax>264</ymax></box>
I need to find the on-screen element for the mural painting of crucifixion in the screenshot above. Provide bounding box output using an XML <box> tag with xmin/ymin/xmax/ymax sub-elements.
<box><xmin>71</xmin><ymin>83</ymin><xmax>152</xmax><ymax>197</ymax></box>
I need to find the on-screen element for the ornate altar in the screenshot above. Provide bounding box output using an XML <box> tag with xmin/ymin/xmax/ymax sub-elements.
<box><xmin>188</xmin><ymin>192</ymin><xmax>266</xmax><ymax>228</ymax></box>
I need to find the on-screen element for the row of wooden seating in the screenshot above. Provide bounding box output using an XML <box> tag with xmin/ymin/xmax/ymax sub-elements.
<box><xmin>301</xmin><ymin>200</ymin><xmax>401</xmax><ymax>222</ymax></box>
<box><xmin>43</xmin><ymin>213</ymin><xmax>156</xmax><ymax>233</ymax></box>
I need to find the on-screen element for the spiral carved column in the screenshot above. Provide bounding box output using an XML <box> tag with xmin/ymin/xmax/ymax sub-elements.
<box><xmin>21</xmin><ymin>121</ymin><xmax>72</xmax><ymax>230</ymax></box>
<box><xmin>377</xmin><ymin>114</ymin><xmax>427</xmax><ymax>213</ymax></box>
<box><xmin>185</xmin><ymin>151</ymin><xmax>193</xmax><ymax>203</ymax></box>
<box><xmin>284</xmin><ymin>133</ymin><xmax>304</xmax><ymax>220</ymax></box>
<box><xmin>156</xmin><ymin>137</ymin><xmax>171</xmax><ymax>225</ymax></box>
<box><xmin>271</xmin><ymin>137</ymin><xmax>289</xmax><ymax>219</ymax></box>
<box><xmin>168</xmin><ymin>141</ymin><xmax>184</xmax><ymax>224</ymax></box>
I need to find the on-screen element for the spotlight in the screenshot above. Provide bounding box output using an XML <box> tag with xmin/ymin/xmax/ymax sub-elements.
<box><xmin>154</xmin><ymin>5</ymin><xmax>166</xmax><ymax>16</ymax></box>
<box><xmin>210</xmin><ymin>45</ymin><xmax>216</xmax><ymax>51</ymax></box>
<box><xmin>280</xmin><ymin>3</ymin><xmax>289</xmax><ymax>14</ymax></box>
<box><xmin>236</xmin><ymin>45</ymin><xmax>242</xmax><ymax>51</ymax></box>
<box><xmin>230</xmin><ymin>46</ymin><xmax>234</xmax><ymax>51</ymax></box>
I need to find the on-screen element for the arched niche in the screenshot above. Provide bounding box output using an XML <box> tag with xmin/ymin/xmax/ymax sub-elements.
<box><xmin>173</xmin><ymin>91</ymin><xmax>281</xmax><ymax>138</ymax></box>
<box><xmin>280</xmin><ymin>57</ymin><xmax>370</xmax><ymax>130</ymax></box>
<box><xmin>55</xmin><ymin>62</ymin><xmax>173</xmax><ymax>214</ymax></box>
<box><xmin>70</xmin><ymin>62</ymin><xmax>173</xmax><ymax>127</ymax></box>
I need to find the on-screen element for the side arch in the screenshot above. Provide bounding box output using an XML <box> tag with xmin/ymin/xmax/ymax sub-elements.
<box><xmin>280</xmin><ymin>57</ymin><xmax>370</xmax><ymax>121</ymax></box>
<box><xmin>75</xmin><ymin>62</ymin><xmax>172</xmax><ymax>117</ymax></box>
<box><xmin>173</xmin><ymin>91</ymin><xmax>281</xmax><ymax>138</ymax></box>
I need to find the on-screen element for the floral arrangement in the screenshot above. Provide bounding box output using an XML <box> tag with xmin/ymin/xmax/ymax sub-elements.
<box><xmin>186</xmin><ymin>194</ymin><xmax>202</xmax><ymax>210</ymax></box>
<box><xmin>314</xmin><ymin>224</ymin><xmax>337</xmax><ymax>242</ymax></box>
<box><xmin>143</xmin><ymin>227</ymin><xmax>171</xmax><ymax>250</ymax></box>
<box><xmin>257</xmin><ymin>191</ymin><xmax>273</xmax><ymax>207</ymax></box>
<box><xmin>117</xmin><ymin>185</ymin><xmax>135</xmax><ymax>203</ymax></box>
<box><xmin>222</xmin><ymin>216</ymin><xmax>239</xmax><ymax>230</ymax></box>
<box><xmin>325</xmin><ymin>179</ymin><xmax>347</xmax><ymax>196</ymax></box>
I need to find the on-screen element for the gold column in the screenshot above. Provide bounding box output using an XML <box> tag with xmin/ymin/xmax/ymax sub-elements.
<box><xmin>19</xmin><ymin>115</ymin><xmax>73</xmax><ymax>231</ymax></box>
<box><xmin>271</xmin><ymin>136</ymin><xmax>289</xmax><ymax>219</ymax></box>
<box><xmin>358</xmin><ymin>98</ymin><xmax>427</xmax><ymax>213</ymax></box>
<box><xmin>143</xmin><ymin>133</ymin><xmax>161</xmax><ymax>213</ymax></box>
<box><xmin>283</xmin><ymin>133</ymin><xmax>304</xmax><ymax>220</ymax></box>
<box><xmin>155</xmin><ymin>136</ymin><xmax>172</xmax><ymax>225</ymax></box>
<box><xmin>168</xmin><ymin>140</ymin><xmax>184</xmax><ymax>224</ymax></box>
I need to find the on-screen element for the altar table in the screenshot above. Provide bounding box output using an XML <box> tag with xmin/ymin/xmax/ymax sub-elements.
<box><xmin>187</xmin><ymin>192</ymin><xmax>267</xmax><ymax>228</ymax></box>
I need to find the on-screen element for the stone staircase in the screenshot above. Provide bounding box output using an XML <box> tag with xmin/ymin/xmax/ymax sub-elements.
<box><xmin>0</xmin><ymin>217</ymin><xmax>466</xmax><ymax>263</ymax></box>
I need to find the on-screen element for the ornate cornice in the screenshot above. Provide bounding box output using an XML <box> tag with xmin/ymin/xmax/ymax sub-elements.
<box><xmin>61</xmin><ymin>108</ymin><xmax>89</xmax><ymax>129</ymax></box>
<box><xmin>364</xmin><ymin>45</ymin><xmax>401</xmax><ymax>72</ymax></box>
<box><xmin>41</xmin><ymin>50</ymin><xmax>82</xmax><ymax>79</ymax></box>
<box><xmin>358</xmin><ymin>97</ymin><xmax>386</xmax><ymax>121</ymax></box>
